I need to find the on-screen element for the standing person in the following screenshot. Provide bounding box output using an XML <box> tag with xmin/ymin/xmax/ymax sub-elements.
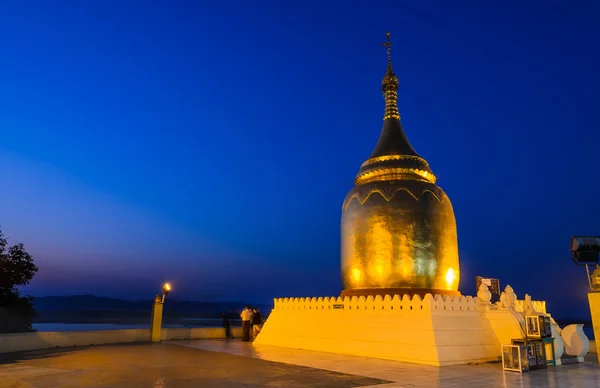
<box><xmin>251</xmin><ymin>308</ymin><xmax>263</xmax><ymax>339</ymax></box>
<box><xmin>240</xmin><ymin>306</ymin><xmax>253</xmax><ymax>342</ymax></box>
<box><xmin>221</xmin><ymin>313</ymin><xmax>232</xmax><ymax>339</ymax></box>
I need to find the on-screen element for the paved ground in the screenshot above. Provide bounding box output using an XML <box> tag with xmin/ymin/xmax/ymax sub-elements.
<box><xmin>173</xmin><ymin>339</ymin><xmax>600</xmax><ymax>388</ymax></box>
<box><xmin>0</xmin><ymin>343</ymin><xmax>389</xmax><ymax>388</ymax></box>
<box><xmin>0</xmin><ymin>339</ymin><xmax>599</xmax><ymax>387</ymax></box>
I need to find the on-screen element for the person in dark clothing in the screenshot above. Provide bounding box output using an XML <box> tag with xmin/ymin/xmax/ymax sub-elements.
<box><xmin>251</xmin><ymin>308</ymin><xmax>263</xmax><ymax>339</ymax></box>
<box><xmin>221</xmin><ymin>313</ymin><xmax>232</xmax><ymax>339</ymax></box>
<box><xmin>240</xmin><ymin>306</ymin><xmax>253</xmax><ymax>342</ymax></box>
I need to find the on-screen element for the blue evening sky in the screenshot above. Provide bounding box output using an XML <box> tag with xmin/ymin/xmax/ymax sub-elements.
<box><xmin>0</xmin><ymin>1</ymin><xmax>598</xmax><ymax>318</ymax></box>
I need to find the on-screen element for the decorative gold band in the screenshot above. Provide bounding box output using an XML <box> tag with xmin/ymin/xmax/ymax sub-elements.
<box><xmin>342</xmin><ymin>186</ymin><xmax>445</xmax><ymax>211</ymax></box>
<box><xmin>360</xmin><ymin>154</ymin><xmax>431</xmax><ymax>168</ymax></box>
<box><xmin>355</xmin><ymin>167</ymin><xmax>436</xmax><ymax>185</ymax></box>
<box><xmin>383</xmin><ymin>89</ymin><xmax>400</xmax><ymax>120</ymax></box>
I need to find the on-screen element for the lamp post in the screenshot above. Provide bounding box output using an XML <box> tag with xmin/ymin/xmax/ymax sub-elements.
<box><xmin>151</xmin><ymin>282</ymin><xmax>172</xmax><ymax>343</ymax></box>
<box><xmin>569</xmin><ymin>236</ymin><xmax>600</xmax><ymax>362</ymax></box>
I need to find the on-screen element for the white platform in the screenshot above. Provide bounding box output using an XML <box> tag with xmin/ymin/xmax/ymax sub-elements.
<box><xmin>254</xmin><ymin>288</ymin><xmax>580</xmax><ymax>367</ymax></box>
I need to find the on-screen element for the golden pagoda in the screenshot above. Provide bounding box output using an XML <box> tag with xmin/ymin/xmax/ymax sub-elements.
<box><xmin>340</xmin><ymin>32</ymin><xmax>460</xmax><ymax>297</ymax></box>
<box><xmin>256</xmin><ymin>34</ymin><xmax>571</xmax><ymax>368</ymax></box>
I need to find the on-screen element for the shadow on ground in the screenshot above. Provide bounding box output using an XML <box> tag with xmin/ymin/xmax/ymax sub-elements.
<box><xmin>0</xmin><ymin>346</ymin><xmax>88</xmax><ymax>365</ymax></box>
<box><xmin>0</xmin><ymin>343</ymin><xmax>391</xmax><ymax>387</ymax></box>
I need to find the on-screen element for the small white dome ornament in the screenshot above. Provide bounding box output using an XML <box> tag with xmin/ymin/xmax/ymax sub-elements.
<box><xmin>504</xmin><ymin>285</ymin><xmax>516</xmax><ymax>309</ymax></box>
<box><xmin>477</xmin><ymin>283</ymin><xmax>492</xmax><ymax>303</ymax></box>
<box><xmin>524</xmin><ymin>294</ymin><xmax>535</xmax><ymax>315</ymax></box>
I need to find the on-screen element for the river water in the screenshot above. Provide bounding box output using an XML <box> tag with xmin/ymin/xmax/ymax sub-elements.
<box><xmin>33</xmin><ymin>318</ymin><xmax>236</xmax><ymax>332</ymax></box>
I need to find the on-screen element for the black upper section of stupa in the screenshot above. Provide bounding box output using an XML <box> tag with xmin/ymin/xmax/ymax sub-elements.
<box><xmin>368</xmin><ymin>118</ymin><xmax>419</xmax><ymax>158</ymax></box>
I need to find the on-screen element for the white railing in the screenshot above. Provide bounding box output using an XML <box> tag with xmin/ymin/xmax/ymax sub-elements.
<box><xmin>514</xmin><ymin>299</ymin><xmax>547</xmax><ymax>314</ymax></box>
<box><xmin>0</xmin><ymin>326</ymin><xmax>242</xmax><ymax>354</ymax></box>
<box><xmin>274</xmin><ymin>294</ymin><xmax>479</xmax><ymax>314</ymax></box>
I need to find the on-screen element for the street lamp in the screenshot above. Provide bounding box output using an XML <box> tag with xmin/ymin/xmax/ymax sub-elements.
<box><xmin>161</xmin><ymin>282</ymin><xmax>172</xmax><ymax>303</ymax></box>
<box><xmin>570</xmin><ymin>236</ymin><xmax>600</xmax><ymax>289</ymax></box>
<box><xmin>151</xmin><ymin>282</ymin><xmax>173</xmax><ymax>343</ymax></box>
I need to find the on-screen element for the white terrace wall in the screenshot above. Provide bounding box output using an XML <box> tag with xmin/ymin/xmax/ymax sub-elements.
<box><xmin>0</xmin><ymin>329</ymin><xmax>151</xmax><ymax>354</ymax></box>
<box><xmin>0</xmin><ymin>327</ymin><xmax>242</xmax><ymax>354</ymax></box>
<box><xmin>254</xmin><ymin>294</ymin><xmax>502</xmax><ymax>366</ymax></box>
<box><xmin>161</xmin><ymin>327</ymin><xmax>242</xmax><ymax>341</ymax></box>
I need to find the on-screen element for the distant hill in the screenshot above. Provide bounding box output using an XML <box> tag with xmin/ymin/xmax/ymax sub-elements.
<box><xmin>33</xmin><ymin>295</ymin><xmax>272</xmax><ymax>324</ymax></box>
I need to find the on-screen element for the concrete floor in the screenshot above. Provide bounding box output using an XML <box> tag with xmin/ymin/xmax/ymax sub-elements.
<box><xmin>1</xmin><ymin>340</ymin><xmax>599</xmax><ymax>387</ymax></box>
<box><xmin>172</xmin><ymin>339</ymin><xmax>600</xmax><ymax>388</ymax></box>
<box><xmin>0</xmin><ymin>343</ymin><xmax>388</xmax><ymax>388</ymax></box>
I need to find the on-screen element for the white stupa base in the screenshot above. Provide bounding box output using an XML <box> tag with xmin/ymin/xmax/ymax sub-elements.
<box><xmin>254</xmin><ymin>292</ymin><xmax>577</xmax><ymax>367</ymax></box>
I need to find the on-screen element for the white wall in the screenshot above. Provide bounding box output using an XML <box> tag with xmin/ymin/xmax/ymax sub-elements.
<box><xmin>0</xmin><ymin>327</ymin><xmax>242</xmax><ymax>354</ymax></box>
<box><xmin>255</xmin><ymin>294</ymin><xmax>501</xmax><ymax>366</ymax></box>
<box><xmin>254</xmin><ymin>294</ymin><xmax>563</xmax><ymax>366</ymax></box>
<box><xmin>161</xmin><ymin>327</ymin><xmax>242</xmax><ymax>341</ymax></box>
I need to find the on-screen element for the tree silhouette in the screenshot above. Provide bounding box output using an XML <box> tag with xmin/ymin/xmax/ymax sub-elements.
<box><xmin>0</xmin><ymin>229</ymin><xmax>38</xmax><ymax>333</ymax></box>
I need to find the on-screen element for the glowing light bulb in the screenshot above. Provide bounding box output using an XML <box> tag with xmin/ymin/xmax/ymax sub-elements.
<box><xmin>445</xmin><ymin>268</ymin><xmax>456</xmax><ymax>286</ymax></box>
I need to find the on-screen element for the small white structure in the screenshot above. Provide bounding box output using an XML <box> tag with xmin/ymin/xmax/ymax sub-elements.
<box><xmin>255</xmin><ymin>285</ymin><xmax>589</xmax><ymax>366</ymax></box>
<box><xmin>562</xmin><ymin>324</ymin><xmax>590</xmax><ymax>362</ymax></box>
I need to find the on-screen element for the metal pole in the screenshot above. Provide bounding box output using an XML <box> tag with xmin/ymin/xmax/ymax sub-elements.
<box><xmin>586</xmin><ymin>264</ymin><xmax>593</xmax><ymax>289</ymax></box>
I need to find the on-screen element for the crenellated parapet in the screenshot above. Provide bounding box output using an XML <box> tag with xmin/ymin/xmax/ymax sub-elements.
<box><xmin>479</xmin><ymin>283</ymin><xmax>547</xmax><ymax>314</ymax></box>
<box><xmin>513</xmin><ymin>299</ymin><xmax>547</xmax><ymax>314</ymax></box>
<box><xmin>273</xmin><ymin>293</ymin><xmax>478</xmax><ymax>314</ymax></box>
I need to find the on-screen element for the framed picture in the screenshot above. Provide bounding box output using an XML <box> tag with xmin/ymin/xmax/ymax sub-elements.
<box><xmin>538</xmin><ymin>316</ymin><xmax>546</xmax><ymax>338</ymax></box>
<box><xmin>534</xmin><ymin>340</ymin><xmax>547</xmax><ymax>368</ymax></box>
<box><xmin>502</xmin><ymin>344</ymin><xmax>528</xmax><ymax>372</ymax></box>
<box><xmin>543</xmin><ymin>316</ymin><xmax>552</xmax><ymax>338</ymax></box>
<box><xmin>525</xmin><ymin>315</ymin><xmax>541</xmax><ymax>338</ymax></box>
<box><xmin>511</xmin><ymin>339</ymin><xmax>539</xmax><ymax>371</ymax></box>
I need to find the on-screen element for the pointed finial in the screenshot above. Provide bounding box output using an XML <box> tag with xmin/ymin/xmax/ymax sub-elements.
<box><xmin>380</xmin><ymin>31</ymin><xmax>399</xmax><ymax>120</ymax></box>
<box><xmin>381</xmin><ymin>31</ymin><xmax>392</xmax><ymax>70</ymax></box>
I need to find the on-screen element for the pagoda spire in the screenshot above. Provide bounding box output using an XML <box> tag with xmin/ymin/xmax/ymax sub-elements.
<box><xmin>381</xmin><ymin>31</ymin><xmax>400</xmax><ymax>121</ymax></box>
<box><xmin>353</xmin><ymin>31</ymin><xmax>436</xmax><ymax>185</ymax></box>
